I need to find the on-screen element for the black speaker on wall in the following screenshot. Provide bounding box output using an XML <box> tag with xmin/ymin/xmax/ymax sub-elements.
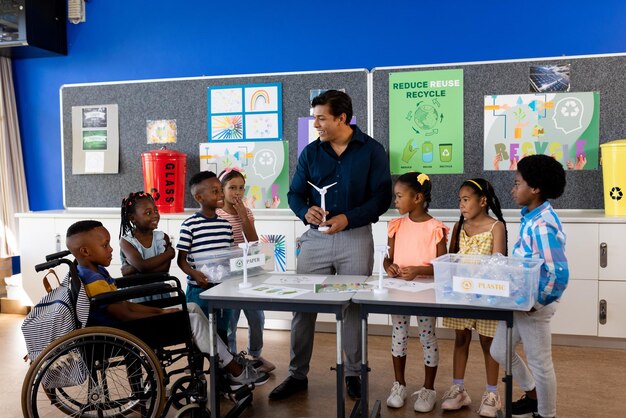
<box><xmin>0</xmin><ymin>0</ymin><xmax>67</xmax><ymax>57</ymax></box>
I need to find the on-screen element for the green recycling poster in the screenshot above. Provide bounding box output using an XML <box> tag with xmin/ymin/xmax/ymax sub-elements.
<box><xmin>389</xmin><ymin>69</ymin><xmax>464</xmax><ymax>174</ymax></box>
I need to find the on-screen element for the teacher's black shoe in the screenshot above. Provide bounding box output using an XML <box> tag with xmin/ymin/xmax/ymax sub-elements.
<box><xmin>346</xmin><ymin>376</ymin><xmax>361</xmax><ymax>399</ymax></box>
<box><xmin>268</xmin><ymin>376</ymin><xmax>308</xmax><ymax>400</ymax></box>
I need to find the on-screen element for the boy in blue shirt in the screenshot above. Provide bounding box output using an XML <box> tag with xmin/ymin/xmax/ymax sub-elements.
<box><xmin>490</xmin><ymin>155</ymin><xmax>569</xmax><ymax>418</ymax></box>
<box><xmin>66</xmin><ymin>219</ymin><xmax>267</xmax><ymax>388</ymax></box>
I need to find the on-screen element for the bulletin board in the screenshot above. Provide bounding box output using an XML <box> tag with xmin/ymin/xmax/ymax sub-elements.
<box><xmin>372</xmin><ymin>54</ymin><xmax>626</xmax><ymax>209</ymax></box>
<box><xmin>60</xmin><ymin>69</ymin><xmax>369</xmax><ymax>208</ymax></box>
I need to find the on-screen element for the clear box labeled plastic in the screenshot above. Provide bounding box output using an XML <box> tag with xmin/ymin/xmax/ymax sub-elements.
<box><xmin>192</xmin><ymin>243</ymin><xmax>275</xmax><ymax>283</ymax></box>
<box><xmin>431</xmin><ymin>253</ymin><xmax>543</xmax><ymax>311</ymax></box>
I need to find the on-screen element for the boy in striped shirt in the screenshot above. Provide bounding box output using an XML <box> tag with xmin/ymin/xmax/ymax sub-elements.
<box><xmin>490</xmin><ymin>155</ymin><xmax>569</xmax><ymax>418</ymax></box>
<box><xmin>177</xmin><ymin>171</ymin><xmax>234</xmax><ymax>341</ymax></box>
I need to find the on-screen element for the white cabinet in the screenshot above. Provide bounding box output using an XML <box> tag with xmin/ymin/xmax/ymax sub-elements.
<box><xmin>598</xmin><ymin>281</ymin><xmax>626</xmax><ymax>338</ymax></box>
<box><xmin>550</xmin><ymin>224</ymin><xmax>599</xmax><ymax>336</ymax></box>
<box><xmin>599</xmin><ymin>224</ymin><xmax>626</xmax><ymax>281</ymax></box>
<box><xmin>564</xmin><ymin>224</ymin><xmax>599</xmax><ymax>280</ymax></box>
<box><xmin>596</xmin><ymin>224</ymin><xmax>626</xmax><ymax>338</ymax></box>
<box><xmin>551</xmin><ymin>279</ymin><xmax>598</xmax><ymax>336</ymax></box>
<box><xmin>19</xmin><ymin>218</ymin><xmax>57</xmax><ymax>305</ymax></box>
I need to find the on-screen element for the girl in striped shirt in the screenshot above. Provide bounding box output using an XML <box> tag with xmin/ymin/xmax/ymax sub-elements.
<box><xmin>216</xmin><ymin>167</ymin><xmax>275</xmax><ymax>373</ymax></box>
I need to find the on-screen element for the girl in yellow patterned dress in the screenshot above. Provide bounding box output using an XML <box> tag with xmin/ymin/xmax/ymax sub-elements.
<box><xmin>440</xmin><ymin>178</ymin><xmax>507</xmax><ymax>418</ymax></box>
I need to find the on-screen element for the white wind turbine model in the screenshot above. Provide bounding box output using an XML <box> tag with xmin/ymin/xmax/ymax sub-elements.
<box><xmin>307</xmin><ymin>181</ymin><xmax>337</xmax><ymax>232</ymax></box>
<box><xmin>373</xmin><ymin>244</ymin><xmax>389</xmax><ymax>294</ymax></box>
<box><xmin>238</xmin><ymin>231</ymin><xmax>257</xmax><ymax>289</ymax></box>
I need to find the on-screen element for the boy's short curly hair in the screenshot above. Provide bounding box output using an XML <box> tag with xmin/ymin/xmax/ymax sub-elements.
<box><xmin>66</xmin><ymin>220</ymin><xmax>103</xmax><ymax>238</ymax></box>
<box><xmin>189</xmin><ymin>171</ymin><xmax>216</xmax><ymax>189</ymax></box>
<box><xmin>517</xmin><ymin>155</ymin><xmax>566</xmax><ymax>200</ymax></box>
<box><xmin>189</xmin><ymin>171</ymin><xmax>217</xmax><ymax>195</ymax></box>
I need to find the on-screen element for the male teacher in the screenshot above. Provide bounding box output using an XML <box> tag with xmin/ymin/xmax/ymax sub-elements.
<box><xmin>269</xmin><ymin>90</ymin><xmax>392</xmax><ymax>400</ymax></box>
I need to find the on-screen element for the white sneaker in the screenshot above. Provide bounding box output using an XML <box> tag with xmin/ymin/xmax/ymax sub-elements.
<box><xmin>227</xmin><ymin>361</ymin><xmax>270</xmax><ymax>390</ymax></box>
<box><xmin>386</xmin><ymin>381</ymin><xmax>407</xmax><ymax>408</ymax></box>
<box><xmin>441</xmin><ymin>384</ymin><xmax>472</xmax><ymax>410</ymax></box>
<box><xmin>412</xmin><ymin>387</ymin><xmax>437</xmax><ymax>412</ymax></box>
<box><xmin>478</xmin><ymin>391</ymin><xmax>501</xmax><ymax>417</ymax></box>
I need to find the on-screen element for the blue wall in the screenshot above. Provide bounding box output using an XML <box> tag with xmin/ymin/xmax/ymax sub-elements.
<box><xmin>12</xmin><ymin>0</ymin><xmax>626</xmax><ymax>210</ymax></box>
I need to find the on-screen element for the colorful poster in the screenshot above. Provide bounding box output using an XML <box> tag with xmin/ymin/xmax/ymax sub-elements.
<box><xmin>208</xmin><ymin>83</ymin><xmax>282</xmax><ymax>142</ymax></box>
<box><xmin>297</xmin><ymin>116</ymin><xmax>356</xmax><ymax>157</ymax></box>
<box><xmin>484</xmin><ymin>92</ymin><xmax>599</xmax><ymax>171</ymax></box>
<box><xmin>146</xmin><ymin>119</ymin><xmax>177</xmax><ymax>144</ymax></box>
<box><xmin>259</xmin><ymin>235</ymin><xmax>287</xmax><ymax>272</ymax></box>
<box><xmin>389</xmin><ymin>69</ymin><xmax>464</xmax><ymax>174</ymax></box>
<box><xmin>199</xmin><ymin>141</ymin><xmax>288</xmax><ymax>209</ymax></box>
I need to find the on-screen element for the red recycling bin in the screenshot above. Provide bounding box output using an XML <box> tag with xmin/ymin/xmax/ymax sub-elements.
<box><xmin>141</xmin><ymin>148</ymin><xmax>187</xmax><ymax>213</ymax></box>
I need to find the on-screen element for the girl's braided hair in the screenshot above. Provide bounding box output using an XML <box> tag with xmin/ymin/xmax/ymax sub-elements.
<box><xmin>119</xmin><ymin>191</ymin><xmax>155</xmax><ymax>239</ymax></box>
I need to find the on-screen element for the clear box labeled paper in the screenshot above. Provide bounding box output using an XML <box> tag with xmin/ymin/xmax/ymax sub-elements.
<box><xmin>432</xmin><ymin>253</ymin><xmax>543</xmax><ymax>311</ymax></box>
<box><xmin>192</xmin><ymin>243</ymin><xmax>275</xmax><ymax>283</ymax></box>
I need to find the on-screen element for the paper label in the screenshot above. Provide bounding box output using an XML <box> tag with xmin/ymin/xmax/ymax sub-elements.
<box><xmin>230</xmin><ymin>254</ymin><xmax>265</xmax><ymax>271</ymax></box>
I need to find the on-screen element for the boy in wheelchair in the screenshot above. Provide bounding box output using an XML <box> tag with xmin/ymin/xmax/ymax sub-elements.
<box><xmin>66</xmin><ymin>219</ymin><xmax>270</xmax><ymax>390</ymax></box>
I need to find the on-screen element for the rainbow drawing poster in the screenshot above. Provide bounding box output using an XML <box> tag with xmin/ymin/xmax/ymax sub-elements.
<box><xmin>208</xmin><ymin>83</ymin><xmax>282</xmax><ymax>142</ymax></box>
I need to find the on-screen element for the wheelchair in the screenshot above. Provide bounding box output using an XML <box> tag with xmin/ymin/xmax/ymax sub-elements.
<box><xmin>21</xmin><ymin>251</ymin><xmax>253</xmax><ymax>418</ymax></box>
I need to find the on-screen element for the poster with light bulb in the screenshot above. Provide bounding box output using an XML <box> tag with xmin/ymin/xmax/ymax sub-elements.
<box><xmin>198</xmin><ymin>141</ymin><xmax>289</xmax><ymax>209</ymax></box>
<box><xmin>484</xmin><ymin>92</ymin><xmax>599</xmax><ymax>171</ymax></box>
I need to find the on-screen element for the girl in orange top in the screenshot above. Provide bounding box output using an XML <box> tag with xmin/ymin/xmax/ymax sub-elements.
<box><xmin>383</xmin><ymin>172</ymin><xmax>448</xmax><ymax>413</ymax></box>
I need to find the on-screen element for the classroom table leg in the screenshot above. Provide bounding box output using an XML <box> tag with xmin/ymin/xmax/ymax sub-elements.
<box><xmin>503</xmin><ymin>323</ymin><xmax>513</xmax><ymax>418</ymax></box>
<box><xmin>336</xmin><ymin>314</ymin><xmax>345</xmax><ymax>418</ymax></box>
<box><xmin>208</xmin><ymin>310</ymin><xmax>219</xmax><ymax>418</ymax></box>
<box><xmin>352</xmin><ymin>311</ymin><xmax>381</xmax><ymax>418</ymax></box>
<box><xmin>351</xmin><ymin>314</ymin><xmax>367</xmax><ymax>418</ymax></box>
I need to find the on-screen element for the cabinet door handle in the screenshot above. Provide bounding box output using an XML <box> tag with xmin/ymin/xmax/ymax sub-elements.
<box><xmin>600</xmin><ymin>242</ymin><xmax>608</xmax><ymax>268</ymax></box>
<box><xmin>599</xmin><ymin>299</ymin><xmax>607</xmax><ymax>325</ymax></box>
<box><xmin>55</xmin><ymin>234</ymin><xmax>62</xmax><ymax>252</ymax></box>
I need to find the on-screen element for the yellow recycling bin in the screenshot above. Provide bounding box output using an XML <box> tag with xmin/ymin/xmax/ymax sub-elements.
<box><xmin>600</xmin><ymin>139</ymin><xmax>626</xmax><ymax>216</ymax></box>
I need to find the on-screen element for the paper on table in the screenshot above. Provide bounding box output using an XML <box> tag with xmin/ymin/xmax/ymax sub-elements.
<box><xmin>238</xmin><ymin>284</ymin><xmax>311</xmax><ymax>298</ymax></box>
<box><xmin>367</xmin><ymin>278</ymin><xmax>435</xmax><ymax>293</ymax></box>
<box><xmin>263</xmin><ymin>275</ymin><xmax>326</xmax><ymax>285</ymax></box>
<box><xmin>315</xmin><ymin>282</ymin><xmax>374</xmax><ymax>293</ymax></box>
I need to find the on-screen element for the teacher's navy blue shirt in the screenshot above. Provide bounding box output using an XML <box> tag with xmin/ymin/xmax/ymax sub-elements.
<box><xmin>288</xmin><ymin>125</ymin><xmax>392</xmax><ymax>229</ymax></box>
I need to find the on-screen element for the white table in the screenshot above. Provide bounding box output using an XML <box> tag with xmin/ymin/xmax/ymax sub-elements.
<box><xmin>200</xmin><ymin>273</ymin><xmax>369</xmax><ymax>418</ymax></box>
<box><xmin>352</xmin><ymin>284</ymin><xmax>515</xmax><ymax>418</ymax></box>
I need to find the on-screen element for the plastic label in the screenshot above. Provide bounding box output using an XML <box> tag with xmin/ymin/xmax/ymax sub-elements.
<box><xmin>452</xmin><ymin>276</ymin><xmax>510</xmax><ymax>297</ymax></box>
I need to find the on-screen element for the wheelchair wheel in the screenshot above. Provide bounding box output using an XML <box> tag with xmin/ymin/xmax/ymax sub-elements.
<box><xmin>22</xmin><ymin>326</ymin><xmax>165</xmax><ymax>418</ymax></box>
<box><xmin>174</xmin><ymin>403</ymin><xmax>210</xmax><ymax>418</ymax></box>
<box><xmin>169</xmin><ymin>376</ymin><xmax>201</xmax><ymax>410</ymax></box>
